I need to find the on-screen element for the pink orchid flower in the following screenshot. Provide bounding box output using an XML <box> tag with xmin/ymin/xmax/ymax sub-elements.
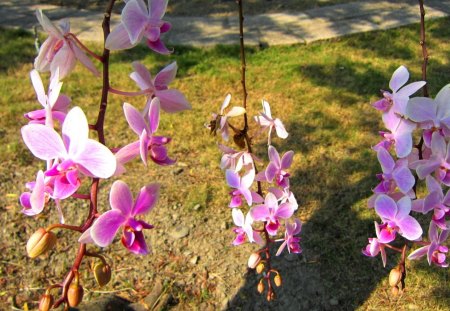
<box><xmin>24</xmin><ymin>69</ymin><xmax>70</xmax><ymax>126</ymax></box>
<box><xmin>408</xmin><ymin>222</ymin><xmax>449</xmax><ymax>267</ymax></box>
<box><xmin>415</xmin><ymin>132</ymin><xmax>450</xmax><ymax>186</ymax></box>
<box><xmin>116</xmin><ymin>98</ymin><xmax>175</xmax><ymax>170</ymax></box>
<box><xmin>226</xmin><ymin>169</ymin><xmax>256</xmax><ymax>207</ymax></box>
<box><xmin>34</xmin><ymin>10</ymin><xmax>99</xmax><ymax>79</ymax></box>
<box><xmin>256</xmin><ymin>145</ymin><xmax>293</xmax><ymax>189</ymax></box>
<box><xmin>19</xmin><ymin>170</ymin><xmax>47</xmax><ymax>216</ymax></box>
<box><xmin>372</xmin><ymin>65</ymin><xmax>425</xmax><ymax>115</ymax></box>
<box><xmin>415</xmin><ymin>176</ymin><xmax>450</xmax><ymax>229</ymax></box>
<box><xmin>80</xmin><ymin>181</ymin><xmax>159</xmax><ymax>255</ymax></box>
<box><xmin>129</xmin><ymin>61</ymin><xmax>191</xmax><ymax>113</ymax></box>
<box><xmin>276</xmin><ymin>218</ymin><xmax>302</xmax><ymax>256</ymax></box>
<box><xmin>208</xmin><ymin>94</ymin><xmax>246</xmax><ymax>141</ymax></box>
<box><xmin>374</xmin><ymin>148</ymin><xmax>414</xmax><ymax>195</ymax></box>
<box><xmin>250</xmin><ymin>192</ymin><xmax>296</xmax><ymax>236</ymax></box>
<box><xmin>105</xmin><ymin>0</ymin><xmax>171</xmax><ymax>54</ymax></box>
<box><xmin>406</xmin><ymin>84</ymin><xmax>450</xmax><ymax>147</ymax></box>
<box><xmin>269</xmin><ymin>187</ymin><xmax>299</xmax><ymax>211</ymax></box>
<box><xmin>21</xmin><ymin>107</ymin><xmax>117</xmax><ymax>199</ymax></box>
<box><xmin>375</xmin><ymin>195</ymin><xmax>422</xmax><ymax>242</ymax></box>
<box><xmin>373</xmin><ymin>108</ymin><xmax>415</xmax><ymax>158</ymax></box>
<box><xmin>362</xmin><ymin>221</ymin><xmax>388</xmax><ymax>267</ymax></box>
<box><xmin>218</xmin><ymin>144</ymin><xmax>255</xmax><ymax>172</ymax></box>
<box><xmin>231</xmin><ymin>208</ymin><xmax>263</xmax><ymax>245</ymax></box>
<box><xmin>254</xmin><ymin>100</ymin><xmax>288</xmax><ymax>145</ymax></box>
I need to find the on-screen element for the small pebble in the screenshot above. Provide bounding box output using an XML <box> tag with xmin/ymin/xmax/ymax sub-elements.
<box><xmin>193</xmin><ymin>204</ymin><xmax>201</xmax><ymax>211</ymax></box>
<box><xmin>169</xmin><ymin>225</ymin><xmax>190</xmax><ymax>239</ymax></box>
<box><xmin>190</xmin><ymin>256</ymin><xmax>199</xmax><ymax>265</ymax></box>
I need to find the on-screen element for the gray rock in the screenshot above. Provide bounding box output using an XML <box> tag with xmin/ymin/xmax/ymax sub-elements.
<box><xmin>169</xmin><ymin>225</ymin><xmax>190</xmax><ymax>239</ymax></box>
<box><xmin>143</xmin><ymin>280</ymin><xmax>163</xmax><ymax>309</ymax></box>
<box><xmin>329</xmin><ymin>298</ymin><xmax>339</xmax><ymax>306</ymax></box>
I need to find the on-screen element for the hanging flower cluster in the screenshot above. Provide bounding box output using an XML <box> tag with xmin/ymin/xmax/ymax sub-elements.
<box><xmin>364</xmin><ymin>65</ymin><xmax>450</xmax><ymax>294</ymax></box>
<box><xmin>20</xmin><ymin>1</ymin><xmax>190</xmax><ymax>309</ymax></box>
<box><xmin>208</xmin><ymin>96</ymin><xmax>302</xmax><ymax>301</ymax></box>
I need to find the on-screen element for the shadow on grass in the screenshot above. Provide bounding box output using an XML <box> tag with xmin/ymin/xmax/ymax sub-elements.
<box><xmin>0</xmin><ymin>27</ymin><xmax>36</xmax><ymax>72</ymax></box>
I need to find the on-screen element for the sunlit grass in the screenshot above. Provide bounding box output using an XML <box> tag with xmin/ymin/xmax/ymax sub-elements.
<box><xmin>1</xmin><ymin>16</ymin><xmax>450</xmax><ymax>309</ymax></box>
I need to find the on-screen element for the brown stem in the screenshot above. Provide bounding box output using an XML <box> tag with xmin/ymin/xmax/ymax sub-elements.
<box><xmin>399</xmin><ymin>244</ymin><xmax>407</xmax><ymax>289</ymax></box>
<box><xmin>418</xmin><ymin>0</ymin><xmax>429</xmax><ymax>98</ymax></box>
<box><xmin>384</xmin><ymin>243</ymin><xmax>403</xmax><ymax>253</ymax></box>
<box><xmin>85</xmin><ymin>251</ymin><xmax>108</xmax><ymax>265</ymax></box>
<box><xmin>237</xmin><ymin>0</ymin><xmax>249</xmax><ymax>132</ymax></box>
<box><xmin>46</xmin><ymin>223</ymin><xmax>83</xmax><ymax>232</ymax></box>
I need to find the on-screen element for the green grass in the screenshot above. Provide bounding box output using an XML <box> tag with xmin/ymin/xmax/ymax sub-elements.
<box><xmin>1</xmin><ymin>17</ymin><xmax>450</xmax><ymax>310</ymax></box>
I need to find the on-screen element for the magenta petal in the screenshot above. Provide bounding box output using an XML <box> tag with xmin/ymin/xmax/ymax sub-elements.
<box><xmin>124</xmin><ymin>230</ymin><xmax>149</xmax><ymax>255</ymax></box>
<box><xmin>110</xmin><ymin>180</ymin><xmax>133</xmax><ymax>216</ymax></box>
<box><xmin>91</xmin><ymin>210</ymin><xmax>127</xmax><ymax>247</ymax></box>
<box><xmin>229</xmin><ymin>195</ymin><xmax>242</xmax><ymax>208</ymax></box>
<box><xmin>145</xmin><ymin>27</ymin><xmax>160</xmax><ymax>42</ymax></box>
<box><xmin>156</xmin><ymin>89</ymin><xmax>191</xmax><ymax>113</ymax></box>
<box><xmin>20</xmin><ymin>192</ymin><xmax>31</xmax><ymax>209</ymax></box>
<box><xmin>378</xmin><ymin>228</ymin><xmax>396</xmax><ymax>243</ymax></box>
<box><xmin>53</xmin><ymin>175</ymin><xmax>79</xmax><ymax>199</ymax></box>
<box><xmin>374</xmin><ymin>194</ymin><xmax>397</xmax><ymax>220</ymax></box>
<box><xmin>133</xmin><ymin>183</ymin><xmax>160</xmax><ymax>215</ymax></box>
<box><xmin>146</xmin><ymin>37</ymin><xmax>171</xmax><ymax>55</ymax></box>
<box><xmin>21</xmin><ymin>124</ymin><xmax>66</xmax><ymax>160</ymax></box>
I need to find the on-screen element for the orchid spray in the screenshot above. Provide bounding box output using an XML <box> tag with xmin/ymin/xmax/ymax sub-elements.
<box><xmin>364</xmin><ymin>0</ymin><xmax>450</xmax><ymax>295</ymax></box>
<box><xmin>207</xmin><ymin>0</ymin><xmax>302</xmax><ymax>301</ymax></box>
<box><xmin>20</xmin><ymin>0</ymin><xmax>190</xmax><ymax>309</ymax></box>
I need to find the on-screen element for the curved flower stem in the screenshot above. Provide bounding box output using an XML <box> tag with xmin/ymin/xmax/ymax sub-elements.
<box><xmin>384</xmin><ymin>243</ymin><xmax>404</xmax><ymax>253</ymax></box>
<box><xmin>71</xmin><ymin>193</ymin><xmax>91</xmax><ymax>200</ymax></box>
<box><xmin>46</xmin><ymin>223</ymin><xmax>83</xmax><ymax>232</ymax></box>
<box><xmin>85</xmin><ymin>250</ymin><xmax>108</xmax><ymax>265</ymax></box>
<box><xmin>109</xmin><ymin>86</ymin><xmax>151</xmax><ymax>97</ymax></box>
<box><xmin>66</xmin><ymin>33</ymin><xmax>103</xmax><ymax>62</ymax></box>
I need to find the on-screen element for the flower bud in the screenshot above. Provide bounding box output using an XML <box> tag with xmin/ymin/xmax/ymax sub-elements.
<box><xmin>256</xmin><ymin>262</ymin><xmax>265</xmax><ymax>274</ymax></box>
<box><xmin>26</xmin><ymin>228</ymin><xmax>57</xmax><ymax>258</ymax></box>
<box><xmin>389</xmin><ymin>267</ymin><xmax>402</xmax><ymax>287</ymax></box>
<box><xmin>68</xmin><ymin>282</ymin><xmax>84</xmax><ymax>307</ymax></box>
<box><xmin>38</xmin><ymin>293</ymin><xmax>53</xmax><ymax>311</ymax></box>
<box><xmin>274</xmin><ymin>274</ymin><xmax>282</xmax><ymax>287</ymax></box>
<box><xmin>93</xmin><ymin>262</ymin><xmax>112</xmax><ymax>287</ymax></box>
<box><xmin>257</xmin><ymin>279</ymin><xmax>264</xmax><ymax>294</ymax></box>
<box><xmin>391</xmin><ymin>285</ymin><xmax>400</xmax><ymax>297</ymax></box>
<box><xmin>248</xmin><ymin>253</ymin><xmax>261</xmax><ymax>269</ymax></box>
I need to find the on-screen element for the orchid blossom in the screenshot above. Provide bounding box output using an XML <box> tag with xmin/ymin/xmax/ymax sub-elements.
<box><xmin>408</xmin><ymin>222</ymin><xmax>449</xmax><ymax>267</ymax></box>
<box><xmin>362</xmin><ymin>222</ymin><xmax>388</xmax><ymax>267</ymax></box>
<box><xmin>256</xmin><ymin>145</ymin><xmax>293</xmax><ymax>189</ymax></box>
<box><xmin>207</xmin><ymin>94</ymin><xmax>246</xmax><ymax>141</ymax></box>
<box><xmin>276</xmin><ymin>218</ymin><xmax>302</xmax><ymax>256</ymax></box>
<box><xmin>80</xmin><ymin>181</ymin><xmax>159</xmax><ymax>255</ymax></box>
<box><xmin>231</xmin><ymin>208</ymin><xmax>263</xmax><ymax>245</ymax></box>
<box><xmin>34</xmin><ymin>10</ymin><xmax>99</xmax><ymax>79</ymax></box>
<box><xmin>105</xmin><ymin>0</ymin><xmax>172</xmax><ymax>54</ymax></box>
<box><xmin>372</xmin><ymin>65</ymin><xmax>425</xmax><ymax>115</ymax></box>
<box><xmin>254</xmin><ymin>100</ymin><xmax>288</xmax><ymax>145</ymax></box>
<box><xmin>128</xmin><ymin>61</ymin><xmax>191</xmax><ymax>113</ymax></box>
<box><xmin>21</xmin><ymin>106</ymin><xmax>117</xmax><ymax>199</ymax></box>
<box><xmin>226</xmin><ymin>169</ymin><xmax>256</xmax><ymax>207</ymax></box>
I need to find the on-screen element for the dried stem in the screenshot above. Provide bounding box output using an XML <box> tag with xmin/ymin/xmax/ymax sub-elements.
<box><xmin>237</xmin><ymin>0</ymin><xmax>249</xmax><ymax>130</ymax></box>
<box><xmin>418</xmin><ymin>0</ymin><xmax>429</xmax><ymax>98</ymax></box>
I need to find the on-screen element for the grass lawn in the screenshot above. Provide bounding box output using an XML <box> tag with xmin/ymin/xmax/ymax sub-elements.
<box><xmin>1</xmin><ymin>16</ymin><xmax>450</xmax><ymax>310</ymax></box>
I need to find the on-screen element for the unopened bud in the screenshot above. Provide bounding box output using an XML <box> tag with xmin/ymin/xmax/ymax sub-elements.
<box><xmin>26</xmin><ymin>228</ymin><xmax>57</xmax><ymax>258</ymax></box>
<box><xmin>256</xmin><ymin>262</ymin><xmax>265</xmax><ymax>274</ymax></box>
<box><xmin>274</xmin><ymin>274</ymin><xmax>282</xmax><ymax>287</ymax></box>
<box><xmin>68</xmin><ymin>283</ymin><xmax>84</xmax><ymax>307</ymax></box>
<box><xmin>38</xmin><ymin>293</ymin><xmax>53</xmax><ymax>311</ymax></box>
<box><xmin>266</xmin><ymin>290</ymin><xmax>276</xmax><ymax>302</ymax></box>
<box><xmin>94</xmin><ymin>262</ymin><xmax>112</xmax><ymax>287</ymax></box>
<box><xmin>391</xmin><ymin>285</ymin><xmax>400</xmax><ymax>297</ymax></box>
<box><xmin>257</xmin><ymin>279</ymin><xmax>264</xmax><ymax>294</ymax></box>
<box><xmin>248</xmin><ymin>252</ymin><xmax>261</xmax><ymax>269</ymax></box>
<box><xmin>389</xmin><ymin>267</ymin><xmax>402</xmax><ymax>287</ymax></box>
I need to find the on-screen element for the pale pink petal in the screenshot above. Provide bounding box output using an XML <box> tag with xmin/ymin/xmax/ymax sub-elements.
<box><xmin>123</xmin><ymin>103</ymin><xmax>148</xmax><ymax>135</ymax></box>
<box><xmin>34</xmin><ymin>37</ymin><xmax>58</xmax><ymax>72</ymax></box>
<box><xmin>133</xmin><ymin>183</ymin><xmax>159</xmax><ymax>215</ymax></box>
<box><xmin>156</xmin><ymin>89</ymin><xmax>191</xmax><ymax>112</ymax></box>
<box><xmin>154</xmin><ymin>62</ymin><xmax>177</xmax><ymax>89</ymax></box>
<box><xmin>374</xmin><ymin>194</ymin><xmax>397</xmax><ymax>220</ymax></box>
<box><xmin>131</xmin><ymin>61</ymin><xmax>153</xmax><ymax>90</ymax></box>
<box><xmin>416</xmin><ymin>159</ymin><xmax>440</xmax><ymax>179</ymax></box>
<box><xmin>74</xmin><ymin>140</ymin><xmax>117</xmax><ymax>178</ymax></box>
<box><xmin>275</xmin><ymin>202</ymin><xmax>295</xmax><ymax>219</ymax></box>
<box><xmin>145</xmin><ymin>27</ymin><xmax>160</xmax><ymax>42</ymax></box>
<box><xmin>148</xmin><ymin>97</ymin><xmax>160</xmax><ymax>134</ymax></box>
<box><xmin>396</xmin><ymin>196</ymin><xmax>411</xmax><ymax>219</ymax></box>
<box><xmin>265</xmin><ymin>192</ymin><xmax>278</xmax><ymax>209</ymax></box>
<box><xmin>21</xmin><ymin>124</ymin><xmax>66</xmax><ymax>160</ymax></box>
<box><xmin>406</xmin><ymin>97</ymin><xmax>436</xmax><ymax>123</ymax></box>
<box><xmin>105</xmin><ymin>23</ymin><xmax>134</xmax><ymax>50</ymax></box>
<box><xmin>435</xmin><ymin>84</ymin><xmax>450</xmax><ymax>119</ymax></box>
<box><xmin>377</xmin><ymin>148</ymin><xmax>395</xmax><ymax>173</ymax></box>
<box><xmin>140</xmin><ymin>130</ymin><xmax>150</xmax><ymax>166</ymax></box>
<box><xmin>392</xmin><ymin>167</ymin><xmax>414</xmax><ymax>194</ymax></box>
<box><xmin>250</xmin><ymin>204</ymin><xmax>270</xmax><ymax>221</ymax></box>
<box><xmin>281</xmin><ymin>151</ymin><xmax>294</xmax><ymax>170</ymax></box>
<box><xmin>62</xmin><ymin>107</ymin><xmax>88</xmax><ymax>156</ymax></box>
<box><xmin>389</xmin><ymin>65</ymin><xmax>409</xmax><ymax>92</ymax></box>
<box><xmin>431</xmin><ymin>132</ymin><xmax>446</xmax><ymax>159</ymax></box>
<box><xmin>397</xmin><ymin>81</ymin><xmax>426</xmax><ymax>97</ymax></box>
<box><xmin>115</xmin><ymin>141</ymin><xmax>140</xmax><ymax>164</ymax></box>
<box><xmin>50</xmin><ymin>43</ymin><xmax>76</xmax><ymax>79</ymax></box>
<box><xmin>232</xmin><ymin>208</ymin><xmax>244</xmax><ymax>227</ymax></box>
<box><xmin>398</xmin><ymin>216</ymin><xmax>422</xmax><ymax>241</ymax></box>
<box><xmin>30</xmin><ymin>70</ymin><xmax>46</xmax><ymax>107</ymax></box>
<box><xmin>150</xmin><ymin>0</ymin><xmax>168</xmax><ymax>19</ymax></box>
<box><xmin>110</xmin><ymin>180</ymin><xmax>133</xmax><ymax>216</ymax></box>
<box><xmin>226</xmin><ymin>170</ymin><xmax>240</xmax><ymax>188</ymax></box>
<box><xmin>265</xmin><ymin>162</ymin><xmax>278</xmax><ymax>183</ymax></box>
<box><xmin>226</xmin><ymin>107</ymin><xmax>246</xmax><ymax>118</ymax></box>
<box><xmin>36</xmin><ymin>10</ymin><xmax>63</xmax><ymax>38</ymax></box>
<box><xmin>122</xmin><ymin>0</ymin><xmax>148</xmax><ymax>45</ymax></box>
<box><xmin>408</xmin><ymin>246</ymin><xmax>428</xmax><ymax>260</ymax></box>
<box><xmin>91</xmin><ymin>210</ymin><xmax>127</xmax><ymax>247</ymax></box>
<box><xmin>262</xmin><ymin>100</ymin><xmax>272</xmax><ymax>118</ymax></box>
<box><xmin>268</xmin><ymin>145</ymin><xmax>281</xmax><ymax>167</ymax></box>
<box><xmin>240</xmin><ymin>169</ymin><xmax>255</xmax><ymax>189</ymax></box>
<box><xmin>274</xmin><ymin>118</ymin><xmax>288</xmax><ymax>139</ymax></box>
<box><xmin>71</xmin><ymin>41</ymin><xmax>100</xmax><ymax>76</ymax></box>
<box><xmin>78</xmin><ymin>227</ymin><xmax>94</xmax><ymax>244</ymax></box>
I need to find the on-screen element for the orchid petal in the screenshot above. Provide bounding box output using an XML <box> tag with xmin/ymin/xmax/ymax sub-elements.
<box><xmin>154</xmin><ymin>62</ymin><xmax>177</xmax><ymax>89</ymax></box>
<box><xmin>133</xmin><ymin>183</ymin><xmax>159</xmax><ymax>215</ymax></box>
<box><xmin>62</xmin><ymin>107</ymin><xmax>88</xmax><ymax>156</ymax></box>
<box><xmin>21</xmin><ymin>124</ymin><xmax>66</xmax><ymax>160</ymax></box>
<box><xmin>374</xmin><ymin>194</ymin><xmax>397</xmax><ymax>220</ymax></box>
<box><xmin>155</xmin><ymin>89</ymin><xmax>191</xmax><ymax>113</ymax></box>
<box><xmin>123</xmin><ymin>103</ymin><xmax>148</xmax><ymax>136</ymax></box>
<box><xmin>91</xmin><ymin>210</ymin><xmax>127</xmax><ymax>247</ymax></box>
<box><xmin>74</xmin><ymin>140</ymin><xmax>117</xmax><ymax>178</ymax></box>
<box><xmin>122</xmin><ymin>0</ymin><xmax>148</xmax><ymax>45</ymax></box>
<box><xmin>110</xmin><ymin>180</ymin><xmax>133</xmax><ymax>216</ymax></box>
<box><xmin>105</xmin><ymin>23</ymin><xmax>134</xmax><ymax>50</ymax></box>
<box><xmin>389</xmin><ymin>65</ymin><xmax>409</xmax><ymax>92</ymax></box>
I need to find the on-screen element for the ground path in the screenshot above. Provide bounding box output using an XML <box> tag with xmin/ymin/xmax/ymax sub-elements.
<box><xmin>1</xmin><ymin>0</ymin><xmax>450</xmax><ymax>46</ymax></box>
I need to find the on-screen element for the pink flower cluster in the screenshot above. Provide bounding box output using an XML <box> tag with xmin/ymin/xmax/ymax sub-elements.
<box><xmin>364</xmin><ymin>65</ymin><xmax>450</xmax><ymax>268</ymax></box>
<box><xmin>20</xmin><ymin>1</ymin><xmax>190</xmax><ymax>256</ymax></box>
